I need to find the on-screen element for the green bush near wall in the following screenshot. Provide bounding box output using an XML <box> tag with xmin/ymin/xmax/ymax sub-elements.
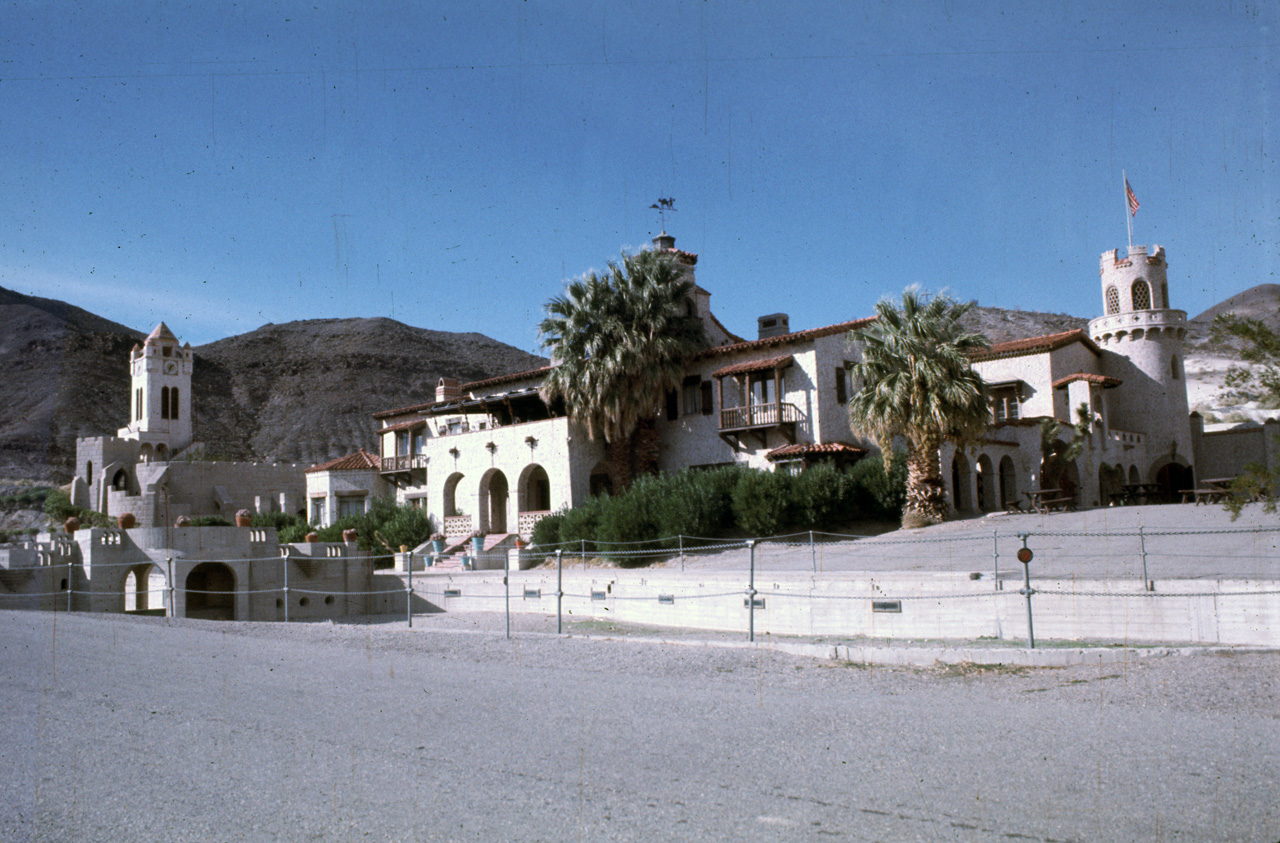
<box><xmin>531</xmin><ymin>456</ymin><xmax>906</xmax><ymax>552</ymax></box>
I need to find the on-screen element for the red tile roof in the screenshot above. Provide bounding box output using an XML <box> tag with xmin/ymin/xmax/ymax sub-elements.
<box><xmin>1052</xmin><ymin>372</ymin><xmax>1122</xmax><ymax>389</ymax></box>
<box><xmin>712</xmin><ymin>354</ymin><xmax>794</xmax><ymax>378</ymax></box>
<box><xmin>970</xmin><ymin>329</ymin><xmax>1100</xmax><ymax>362</ymax></box>
<box><xmin>700</xmin><ymin>317</ymin><xmax>876</xmax><ymax>360</ymax></box>
<box><xmin>306</xmin><ymin>448</ymin><xmax>381</xmax><ymax>474</ymax></box>
<box><xmin>766</xmin><ymin>441</ymin><xmax>867</xmax><ymax>461</ymax></box>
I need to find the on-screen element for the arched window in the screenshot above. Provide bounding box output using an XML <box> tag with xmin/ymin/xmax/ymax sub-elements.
<box><xmin>1171</xmin><ymin>355</ymin><xmax>1181</xmax><ymax>380</ymax></box>
<box><xmin>170</xmin><ymin>387</ymin><xmax>179</xmax><ymax>420</ymax></box>
<box><xmin>1105</xmin><ymin>286</ymin><xmax>1120</xmax><ymax>314</ymax></box>
<box><xmin>86</xmin><ymin>461</ymin><xmax>93</xmax><ymax>486</ymax></box>
<box><xmin>161</xmin><ymin>386</ymin><xmax>170</xmax><ymax>420</ymax></box>
<box><xmin>1161</xmin><ymin>282</ymin><xmax>1169</xmax><ymax>309</ymax></box>
<box><xmin>1131</xmin><ymin>279</ymin><xmax>1150</xmax><ymax>310</ymax></box>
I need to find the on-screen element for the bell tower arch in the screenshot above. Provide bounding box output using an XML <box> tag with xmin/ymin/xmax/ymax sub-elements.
<box><xmin>117</xmin><ymin>322</ymin><xmax>194</xmax><ymax>457</ymax></box>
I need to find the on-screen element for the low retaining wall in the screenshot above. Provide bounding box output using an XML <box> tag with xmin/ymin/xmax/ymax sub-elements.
<box><xmin>399</xmin><ymin>569</ymin><xmax>1280</xmax><ymax>647</ymax></box>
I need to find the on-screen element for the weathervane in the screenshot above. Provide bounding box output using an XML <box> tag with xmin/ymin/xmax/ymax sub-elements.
<box><xmin>649</xmin><ymin>197</ymin><xmax>676</xmax><ymax>232</ymax></box>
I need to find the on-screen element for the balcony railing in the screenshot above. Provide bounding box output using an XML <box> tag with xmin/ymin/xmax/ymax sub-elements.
<box><xmin>1108</xmin><ymin>429</ymin><xmax>1146</xmax><ymax>446</ymax></box>
<box><xmin>381</xmin><ymin>454</ymin><xmax>428</xmax><ymax>473</ymax></box>
<box><xmin>719</xmin><ymin>403</ymin><xmax>801</xmax><ymax>431</ymax></box>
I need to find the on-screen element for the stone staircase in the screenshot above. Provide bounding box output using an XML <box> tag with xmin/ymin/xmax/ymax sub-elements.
<box><xmin>425</xmin><ymin>533</ymin><xmax>517</xmax><ymax>570</ymax></box>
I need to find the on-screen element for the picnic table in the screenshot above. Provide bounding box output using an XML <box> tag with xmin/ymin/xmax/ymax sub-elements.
<box><xmin>1025</xmin><ymin>488</ymin><xmax>1075</xmax><ymax>514</ymax></box>
<box><xmin>1112</xmin><ymin>482</ymin><xmax>1162</xmax><ymax>506</ymax></box>
<box><xmin>1181</xmin><ymin>476</ymin><xmax>1235</xmax><ymax>505</ymax></box>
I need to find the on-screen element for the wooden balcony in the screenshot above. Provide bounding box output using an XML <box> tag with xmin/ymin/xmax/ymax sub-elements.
<box><xmin>380</xmin><ymin>453</ymin><xmax>428</xmax><ymax>485</ymax></box>
<box><xmin>719</xmin><ymin>402</ymin><xmax>800</xmax><ymax>448</ymax></box>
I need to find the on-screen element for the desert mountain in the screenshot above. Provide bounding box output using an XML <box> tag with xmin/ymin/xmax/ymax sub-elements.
<box><xmin>0</xmin><ymin>287</ymin><xmax>545</xmax><ymax>482</ymax></box>
<box><xmin>4</xmin><ymin>284</ymin><xmax>1277</xmax><ymax>485</ymax></box>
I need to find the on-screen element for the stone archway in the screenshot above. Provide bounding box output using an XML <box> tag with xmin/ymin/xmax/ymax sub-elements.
<box><xmin>124</xmin><ymin>563</ymin><xmax>159</xmax><ymax>613</ymax></box>
<box><xmin>951</xmin><ymin>454</ymin><xmax>972</xmax><ymax>512</ymax></box>
<box><xmin>443</xmin><ymin>472</ymin><xmax>465</xmax><ymax>517</ymax></box>
<box><xmin>1154</xmin><ymin>461</ymin><xmax>1194</xmax><ymax>504</ymax></box>
<box><xmin>478</xmin><ymin>469</ymin><xmax>509</xmax><ymax>534</ymax></box>
<box><xmin>999</xmin><ymin>456</ymin><xmax>1017</xmax><ymax>509</ymax></box>
<box><xmin>185</xmin><ymin>563</ymin><xmax>235</xmax><ymax>620</ymax></box>
<box><xmin>976</xmin><ymin>455</ymin><xmax>996</xmax><ymax>512</ymax></box>
<box><xmin>518</xmin><ymin>464</ymin><xmax>551</xmax><ymax>513</ymax></box>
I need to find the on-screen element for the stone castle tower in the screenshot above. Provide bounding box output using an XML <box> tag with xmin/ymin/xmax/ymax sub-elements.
<box><xmin>116</xmin><ymin>322</ymin><xmax>194</xmax><ymax>458</ymax></box>
<box><xmin>1088</xmin><ymin>245</ymin><xmax>1193</xmax><ymax>471</ymax></box>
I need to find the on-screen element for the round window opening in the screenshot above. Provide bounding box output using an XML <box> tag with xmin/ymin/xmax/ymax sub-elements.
<box><xmin>299</xmin><ymin>596</ymin><xmax>310</xmax><ymax>607</ymax></box>
<box><xmin>324</xmin><ymin>595</ymin><xmax>335</xmax><ymax>605</ymax></box>
<box><xmin>275</xmin><ymin>598</ymin><xmax>284</xmax><ymax>608</ymax></box>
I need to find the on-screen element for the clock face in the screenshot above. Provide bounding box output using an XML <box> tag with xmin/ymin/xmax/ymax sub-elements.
<box><xmin>163</xmin><ymin>361</ymin><xmax>178</xmax><ymax>375</ymax></box>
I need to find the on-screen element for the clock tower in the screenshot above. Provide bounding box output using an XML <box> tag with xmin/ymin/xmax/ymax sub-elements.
<box><xmin>117</xmin><ymin>322</ymin><xmax>194</xmax><ymax>459</ymax></box>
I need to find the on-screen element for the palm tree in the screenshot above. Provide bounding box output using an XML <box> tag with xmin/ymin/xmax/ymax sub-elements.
<box><xmin>539</xmin><ymin>249</ymin><xmax>707</xmax><ymax>492</ymax></box>
<box><xmin>847</xmin><ymin>288</ymin><xmax>990</xmax><ymax>527</ymax></box>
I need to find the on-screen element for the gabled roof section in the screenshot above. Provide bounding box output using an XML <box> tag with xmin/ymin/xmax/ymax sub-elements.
<box><xmin>306</xmin><ymin>448</ymin><xmax>381</xmax><ymax>474</ymax></box>
<box><xmin>1052</xmin><ymin>372</ymin><xmax>1122</xmax><ymax>389</ymax></box>
<box><xmin>712</xmin><ymin>354</ymin><xmax>794</xmax><ymax>379</ymax></box>
<box><xmin>701</xmin><ymin>317</ymin><xmax>876</xmax><ymax>359</ymax></box>
<box><xmin>707</xmin><ymin>311</ymin><xmax>746</xmax><ymax>344</ymax></box>
<box><xmin>970</xmin><ymin>329</ymin><xmax>1100</xmax><ymax>363</ymax></box>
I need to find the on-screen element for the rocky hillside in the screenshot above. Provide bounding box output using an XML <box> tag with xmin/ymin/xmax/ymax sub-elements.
<box><xmin>0</xmin><ymin>287</ymin><xmax>546</xmax><ymax>483</ymax></box>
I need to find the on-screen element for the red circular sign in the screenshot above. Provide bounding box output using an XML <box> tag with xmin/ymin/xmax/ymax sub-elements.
<box><xmin>1016</xmin><ymin>547</ymin><xmax>1034</xmax><ymax>564</ymax></box>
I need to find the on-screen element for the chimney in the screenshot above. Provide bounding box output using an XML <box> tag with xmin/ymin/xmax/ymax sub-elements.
<box><xmin>757</xmin><ymin>313</ymin><xmax>790</xmax><ymax>340</ymax></box>
<box><xmin>436</xmin><ymin>377</ymin><xmax>461</xmax><ymax>403</ymax></box>
<box><xmin>652</xmin><ymin>231</ymin><xmax>676</xmax><ymax>251</ymax></box>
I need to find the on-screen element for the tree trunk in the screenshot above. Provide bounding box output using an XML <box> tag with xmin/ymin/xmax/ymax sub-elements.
<box><xmin>608</xmin><ymin>433</ymin><xmax>634</xmax><ymax>494</ymax></box>
<box><xmin>632</xmin><ymin>417</ymin><xmax>662</xmax><ymax>477</ymax></box>
<box><xmin>903</xmin><ymin>438</ymin><xmax>948</xmax><ymax>527</ymax></box>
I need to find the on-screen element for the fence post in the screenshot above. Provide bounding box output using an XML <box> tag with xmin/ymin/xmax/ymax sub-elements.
<box><xmin>504</xmin><ymin>569</ymin><xmax>510</xmax><ymax>639</ymax></box>
<box><xmin>556</xmin><ymin>549</ymin><xmax>564</xmax><ymax>635</ymax></box>
<box><xmin>283</xmin><ymin>551</ymin><xmax>290</xmax><ymax>623</ymax></box>
<box><xmin>746</xmin><ymin>539</ymin><xmax>757</xmax><ymax>643</ymax></box>
<box><xmin>810</xmin><ymin>530</ymin><xmax>816</xmax><ymax>574</ymax></box>
<box><xmin>167</xmin><ymin>556</ymin><xmax>175</xmax><ymax>619</ymax></box>
<box><xmin>1016</xmin><ymin>533</ymin><xmax>1035</xmax><ymax>649</ymax></box>
<box><xmin>679</xmin><ymin>535</ymin><xmax>684</xmax><ymax>572</ymax></box>
<box><xmin>992</xmin><ymin>529</ymin><xmax>1000</xmax><ymax>591</ymax></box>
<box><xmin>580</xmin><ymin>539</ymin><xmax>586</xmax><ymax>571</ymax></box>
<box><xmin>406</xmin><ymin>551</ymin><xmax>413</xmax><ymax>628</ymax></box>
<box><xmin>1139</xmin><ymin>526</ymin><xmax>1151</xmax><ymax>591</ymax></box>
<box><xmin>66</xmin><ymin>553</ymin><xmax>73</xmax><ymax>613</ymax></box>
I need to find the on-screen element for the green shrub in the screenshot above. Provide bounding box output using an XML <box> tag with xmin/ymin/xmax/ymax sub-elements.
<box><xmin>849</xmin><ymin>452</ymin><xmax>907</xmax><ymax>519</ymax></box>
<box><xmin>648</xmin><ymin>466</ymin><xmax>744</xmax><ymax>543</ymax></box>
<box><xmin>187</xmin><ymin>515</ymin><xmax>231</xmax><ymax>527</ymax></box>
<box><xmin>370</xmin><ymin>498</ymin><xmax>434</xmax><ymax>551</ymax></box>
<box><xmin>558</xmin><ymin>496</ymin><xmax>607</xmax><ymax>552</ymax></box>
<box><xmin>43</xmin><ymin>489</ymin><xmax>77</xmax><ymax>523</ymax></box>
<box><xmin>794</xmin><ymin>462</ymin><xmax>857</xmax><ymax>531</ymax></box>
<box><xmin>277</xmin><ymin>523</ymin><xmax>311</xmax><ymax>544</ymax></box>
<box><xmin>731</xmin><ymin>469</ymin><xmax>797</xmax><ymax>537</ymax></box>
<box><xmin>530</xmin><ymin>510</ymin><xmax>566</xmax><ymax>547</ymax></box>
<box><xmin>251</xmin><ymin>510</ymin><xmax>306</xmax><ymax>531</ymax></box>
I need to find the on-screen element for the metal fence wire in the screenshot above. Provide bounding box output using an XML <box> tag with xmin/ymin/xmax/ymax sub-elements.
<box><xmin>4</xmin><ymin>524</ymin><xmax>1280</xmax><ymax>648</ymax></box>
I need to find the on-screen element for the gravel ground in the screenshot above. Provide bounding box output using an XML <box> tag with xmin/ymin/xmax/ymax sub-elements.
<box><xmin>3</xmin><ymin>610</ymin><xmax>1276</xmax><ymax>841</ymax></box>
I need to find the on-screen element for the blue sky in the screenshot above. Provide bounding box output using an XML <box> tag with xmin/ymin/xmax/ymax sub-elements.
<box><xmin>1</xmin><ymin>1</ymin><xmax>1275</xmax><ymax>354</ymax></box>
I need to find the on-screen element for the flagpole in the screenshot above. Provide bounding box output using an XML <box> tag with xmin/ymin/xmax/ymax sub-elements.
<box><xmin>1123</xmin><ymin>169</ymin><xmax>1133</xmax><ymax>251</ymax></box>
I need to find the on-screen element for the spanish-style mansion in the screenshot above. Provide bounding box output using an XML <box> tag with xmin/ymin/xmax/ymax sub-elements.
<box><xmin>306</xmin><ymin>232</ymin><xmax>1265</xmax><ymax>559</ymax></box>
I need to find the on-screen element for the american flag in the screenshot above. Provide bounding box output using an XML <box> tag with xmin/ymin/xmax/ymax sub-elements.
<box><xmin>1125</xmin><ymin>177</ymin><xmax>1140</xmax><ymax>216</ymax></box>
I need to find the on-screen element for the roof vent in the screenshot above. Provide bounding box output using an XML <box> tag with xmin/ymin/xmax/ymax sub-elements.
<box><xmin>436</xmin><ymin>377</ymin><xmax>461</xmax><ymax>403</ymax></box>
<box><xmin>757</xmin><ymin>313</ymin><xmax>790</xmax><ymax>340</ymax></box>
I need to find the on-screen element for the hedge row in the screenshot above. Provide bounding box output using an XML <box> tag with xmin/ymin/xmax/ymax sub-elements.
<box><xmin>530</xmin><ymin>455</ymin><xmax>906</xmax><ymax>560</ymax></box>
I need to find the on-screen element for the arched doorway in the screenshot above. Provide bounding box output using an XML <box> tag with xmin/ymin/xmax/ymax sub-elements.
<box><xmin>999</xmin><ymin>456</ymin><xmax>1017</xmax><ymax>509</ymax></box>
<box><xmin>1128</xmin><ymin>465</ymin><xmax>1140</xmax><ymax>486</ymax></box>
<box><xmin>443</xmin><ymin>472</ymin><xmax>465</xmax><ymax>517</ymax></box>
<box><xmin>1155</xmin><ymin>462</ymin><xmax>1194</xmax><ymax>503</ymax></box>
<box><xmin>518</xmin><ymin>464</ymin><xmax>551</xmax><ymax>513</ymax></box>
<box><xmin>139</xmin><ymin>443</ymin><xmax>153</xmax><ymax>463</ymax></box>
<box><xmin>185</xmin><ymin>563</ymin><xmax>235</xmax><ymax>620</ymax></box>
<box><xmin>589</xmin><ymin>461</ymin><xmax>612</xmax><ymax>498</ymax></box>
<box><xmin>976</xmin><ymin>455</ymin><xmax>995</xmax><ymax>512</ymax></box>
<box><xmin>951</xmin><ymin>454</ymin><xmax>972</xmax><ymax>512</ymax></box>
<box><xmin>479</xmin><ymin>469</ymin><xmax>509</xmax><ymax>534</ymax></box>
<box><xmin>124</xmin><ymin>563</ymin><xmax>157</xmax><ymax>613</ymax></box>
<box><xmin>112</xmin><ymin>468</ymin><xmax>129</xmax><ymax>491</ymax></box>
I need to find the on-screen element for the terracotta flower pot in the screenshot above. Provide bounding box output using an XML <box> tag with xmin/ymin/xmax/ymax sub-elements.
<box><xmin>342</xmin><ymin>528</ymin><xmax>358</xmax><ymax>543</ymax></box>
<box><xmin>305</xmin><ymin>532</ymin><xmax>319</xmax><ymax>543</ymax></box>
<box><xmin>235</xmin><ymin>509</ymin><xmax>253</xmax><ymax>527</ymax></box>
<box><xmin>174</xmin><ymin>516</ymin><xmax>190</xmax><ymax>527</ymax></box>
<box><xmin>63</xmin><ymin>516</ymin><xmax>80</xmax><ymax>535</ymax></box>
<box><xmin>117</xmin><ymin>513</ymin><xmax>136</xmax><ymax>529</ymax></box>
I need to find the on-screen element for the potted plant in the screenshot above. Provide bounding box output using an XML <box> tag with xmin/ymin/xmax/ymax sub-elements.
<box><xmin>235</xmin><ymin>509</ymin><xmax>253</xmax><ymax>527</ymax></box>
<box><xmin>63</xmin><ymin>516</ymin><xmax>80</xmax><ymax>535</ymax></box>
<box><xmin>430</xmin><ymin>532</ymin><xmax>446</xmax><ymax>554</ymax></box>
<box><xmin>174</xmin><ymin>515</ymin><xmax>191</xmax><ymax>528</ymax></box>
<box><xmin>514</xmin><ymin>536</ymin><xmax>526</xmax><ymax>549</ymax></box>
<box><xmin>117</xmin><ymin>512</ymin><xmax>136</xmax><ymax>529</ymax></box>
<box><xmin>470</xmin><ymin>529</ymin><xmax>484</xmax><ymax>556</ymax></box>
<box><xmin>305</xmin><ymin>532</ymin><xmax>319</xmax><ymax>543</ymax></box>
<box><xmin>342</xmin><ymin>528</ymin><xmax>359</xmax><ymax>544</ymax></box>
